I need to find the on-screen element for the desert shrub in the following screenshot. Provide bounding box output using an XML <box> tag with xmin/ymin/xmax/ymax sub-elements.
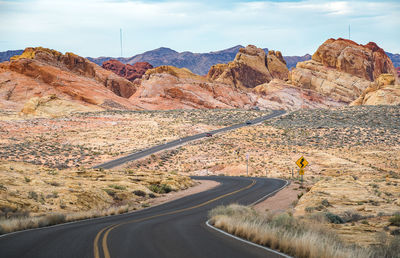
<box><xmin>389</xmin><ymin>214</ymin><xmax>400</xmax><ymax>227</ymax></box>
<box><xmin>209</xmin><ymin>204</ymin><xmax>370</xmax><ymax>258</ymax></box>
<box><xmin>109</xmin><ymin>184</ymin><xmax>126</xmax><ymax>191</ymax></box>
<box><xmin>321</xmin><ymin>199</ymin><xmax>330</xmax><ymax>207</ymax></box>
<box><xmin>39</xmin><ymin>213</ymin><xmax>66</xmax><ymax>227</ymax></box>
<box><xmin>342</xmin><ymin>211</ymin><xmax>364</xmax><ymax>222</ymax></box>
<box><xmin>148</xmin><ymin>184</ymin><xmax>172</xmax><ymax>194</ymax></box>
<box><xmin>133</xmin><ymin>190</ymin><xmax>146</xmax><ymax>197</ymax></box>
<box><xmin>325</xmin><ymin>212</ymin><xmax>345</xmax><ymax>224</ymax></box>
<box><xmin>24</xmin><ymin>177</ymin><xmax>31</xmax><ymax>183</ymax></box>
<box><xmin>28</xmin><ymin>191</ymin><xmax>38</xmax><ymax>201</ymax></box>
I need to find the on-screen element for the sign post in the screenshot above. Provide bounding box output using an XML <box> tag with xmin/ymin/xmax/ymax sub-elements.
<box><xmin>296</xmin><ymin>156</ymin><xmax>309</xmax><ymax>184</ymax></box>
<box><xmin>246</xmin><ymin>153</ymin><xmax>249</xmax><ymax>177</ymax></box>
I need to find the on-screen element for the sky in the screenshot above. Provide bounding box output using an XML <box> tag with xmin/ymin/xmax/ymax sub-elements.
<box><xmin>0</xmin><ymin>0</ymin><xmax>399</xmax><ymax>57</ymax></box>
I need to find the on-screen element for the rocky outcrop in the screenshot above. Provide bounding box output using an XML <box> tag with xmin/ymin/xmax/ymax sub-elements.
<box><xmin>351</xmin><ymin>74</ymin><xmax>400</xmax><ymax>106</ymax></box>
<box><xmin>130</xmin><ymin>66</ymin><xmax>255</xmax><ymax>109</ymax></box>
<box><xmin>207</xmin><ymin>45</ymin><xmax>288</xmax><ymax>89</ymax></box>
<box><xmin>266</xmin><ymin>50</ymin><xmax>289</xmax><ymax>80</ymax></box>
<box><xmin>289</xmin><ymin>59</ymin><xmax>371</xmax><ymax>103</ymax></box>
<box><xmin>253</xmin><ymin>79</ymin><xmax>344</xmax><ymax>110</ymax></box>
<box><xmin>20</xmin><ymin>95</ymin><xmax>101</xmax><ymax>117</ymax></box>
<box><xmin>0</xmin><ymin>47</ymin><xmax>139</xmax><ymax>112</ymax></box>
<box><xmin>102</xmin><ymin>59</ymin><xmax>153</xmax><ymax>82</ymax></box>
<box><xmin>10</xmin><ymin>47</ymin><xmax>137</xmax><ymax>98</ymax></box>
<box><xmin>290</xmin><ymin>39</ymin><xmax>397</xmax><ymax>103</ymax></box>
<box><xmin>129</xmin><ymin>65</ymin><xmax>341</xmax><ymax>110</ymax></box>
<box><xmin>312</xmin><ymin>38</ymin><xmax>396</xmax><ymax>81</ymax></box>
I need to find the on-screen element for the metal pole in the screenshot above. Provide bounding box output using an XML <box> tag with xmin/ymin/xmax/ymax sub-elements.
<box><xmin>246</xmin><ymin>158</ymin><xmax>248</xmax><ymax>177</ymax></box>
<box><xmin>120</xmin><ymin>28</ymin><xmax>123</xmax><ymax>57</ymax></box>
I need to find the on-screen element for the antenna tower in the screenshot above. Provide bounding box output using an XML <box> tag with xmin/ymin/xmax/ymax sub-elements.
<box><xmin>120</xmin><ymin>28</ymin><xmax>123</xmax><ymax>57</ymax></box>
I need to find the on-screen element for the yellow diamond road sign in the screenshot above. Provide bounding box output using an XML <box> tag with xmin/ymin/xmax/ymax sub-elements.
<box><xmin>296</xmin><ymin>156</ymin><xmax>308</xmax><ymax>169</ymax></box>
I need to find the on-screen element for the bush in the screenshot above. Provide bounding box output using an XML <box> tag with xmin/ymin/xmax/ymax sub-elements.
<box><xmin>148</xmin><ymin>184</ymin><xmax>172</xmax><ymax>194</ymax></box>
<box><xmin>389</xmin><ymin>214</ymin><xmax>400</xmax><ymax>227</ymax></box>
<box><xmin>133</xmin><ymin>190</ymin><xmax>146</xmax><ymax>197</ymax></box>
<box><xmin>325</xmin><ymin>212</ymin><xmax>345</xmax><ymax>224</ymax></box>
<box><xmin>109</xmin><ymin>184</ymin><xmax>126</xmax><ymax>191</ymax></box>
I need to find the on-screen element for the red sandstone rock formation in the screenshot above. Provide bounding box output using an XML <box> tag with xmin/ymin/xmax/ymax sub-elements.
<box><xmin>312</xmin><ymin>38</ymin><xmax>396</xmax><ymax>81</ymax></box>
<box><xmin>290</xmin><ymin>39</ymin><xmax>397</xmax><ymax>103</ymax></box>
<box><xmin>207</xmin><ymin>45</ymin><xmax>289</xmax><ymax>89</ymax></box>
<box><xmin>0</xmin><ymin>47</ymin><xmax>139</xmax><ymax>112</ymax></box>
<box><xmin>102</xmin><ymin>59</ymin><xmax>153</xmax><ymax>82</ymax></box>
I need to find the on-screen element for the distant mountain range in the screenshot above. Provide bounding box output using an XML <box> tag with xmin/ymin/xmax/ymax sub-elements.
<box><xmin>1</xmin><ymin>47</ymin><xmax>399</xmax><ymax>75</ymax></box>
<box><xmin>87</xmin><ymin>45</ymin><xmax>315</xmax><ymax>75</ymax></box>
<box><xmin>0</xmin><ymin>49</ymin><xmax>23</xmax><ymax>63</ymax></box>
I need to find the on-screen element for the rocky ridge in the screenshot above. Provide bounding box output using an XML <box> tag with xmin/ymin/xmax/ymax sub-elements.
<box><xmin>289</xmin><ymin>38</ymin><xmax>397</xmax><ymax>104</ymax></box>
<box><xmin>351</xmin><ymin>74</ymin><xmax>400</xmax><ymax>106</ymax></box>
<box><xmin>102</xmin><ymin>59</ymin><xmax>153</xmax><ymax>82</ymax></box>
<box><xmin>0</xmin><ymin>47</ymin><xmax>138</xmax><ymax>114</ymax></box>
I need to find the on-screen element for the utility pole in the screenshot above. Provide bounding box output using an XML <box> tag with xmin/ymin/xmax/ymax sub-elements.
<box><xmin>246</xmin><ymin>153</ymin><xmax>249</xmax><ymax>177</ymax></box>
<box><xmin>348</xmin><ymin>24</ymin><xmax>351</xmax><ymax>40</ymax></box>
<box><xmin>120</xmin><ymin>28</ymin><xmax>123</xmax><ymax>57</ymax></box>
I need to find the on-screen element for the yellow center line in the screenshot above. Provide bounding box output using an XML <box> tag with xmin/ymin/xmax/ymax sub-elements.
<box><xmin>94</xmin><ymin>179</ymin><xmax>256</xmax><ymax>258</ymax></box>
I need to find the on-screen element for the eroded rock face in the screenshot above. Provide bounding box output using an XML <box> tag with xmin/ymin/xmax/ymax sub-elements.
<box><xmin>290</xmin><ymin>60</ymin><xmax>371</xmax><ymax>103</ymax></box>
<box><xmin>130</xmin><ymin>65</ymin><xmax>255</xmax><ymax>109</ymax></box>
<box><xmin>312</xmin><ymin>38</ymin><xmax>396</xmax><ymax>81</ymax></box>
<box><xmin>9</xmin><ymin>47</ymin><xmax>137</xmax><ymax>98</ymax></box>
<box><xmin>253</xmin><ymin>79</ymin><xmax>344</xmax><ymax>110</ymax></box>
<box><xmin>102</xmin><ymin>59</ymin><xmax>153</xmax><ymax>82</ymax></box>
<box><xmin>208</xmin><ymin>45</ymin><xmax>277</xmax><ymax>89</ymax></box>
<box><xmin>290</xmin><ymin>39</ymin><xmax>397</xmax><ymax>104</ymax></box>
<box><xmin>266</xmin><ymin>50</ymin><xmax>289</xmax><ymax>81</ymax></box>
<box><xmin>0</xmin><ymin>47</ymin><xmax>139</xmax><ymax>112</ymax></box>
<box><xmin>351</xmin><ymin>74</ymin><xmax>400</xmax><ymax>106</ymax></box>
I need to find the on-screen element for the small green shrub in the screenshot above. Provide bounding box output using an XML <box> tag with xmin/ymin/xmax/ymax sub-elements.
<box><xmin>325</xmin><ymin>212</ymin><xmax>344</xmax><ymax>224</ymax></box>
<box><xmin>133</xmin><ymin>190</ymin><xmax>146</xmax><ymax>197</ymax></box>
<box><xmin>148</xmin><ymin>184</ymin><xmax>172</xmax><ymax>194</ymax></box>
<box><xmin>389</xmin><ymin>214</ymin><xmax>400</xmax><ymax>227</ymax></box>
<box><xmin>109</xmin><ymin>184</ymin><xmax>126</xmax><ymax>191</ymax></box>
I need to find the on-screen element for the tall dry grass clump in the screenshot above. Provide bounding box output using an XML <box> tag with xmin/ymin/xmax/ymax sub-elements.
<box><xmin>0</xmin><ymin>205</ymin><xmax>130</xmax><ymax>235</ymax></box>
<box><xmin>209</xmin><ymin>204</ymin><xmax>371</xmax><ymax>258</ymax></box>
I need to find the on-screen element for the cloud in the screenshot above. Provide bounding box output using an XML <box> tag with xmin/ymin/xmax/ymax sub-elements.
<box><xmin>0</xmin><ymin>0</ymin><xmax>399</xmax><ymax>56</ymax></box>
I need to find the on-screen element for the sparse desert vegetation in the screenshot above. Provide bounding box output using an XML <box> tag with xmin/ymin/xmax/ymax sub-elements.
<box><xmin>209</xmin><ymin>204</ymin><xmax>400</xmax><ymax>258</ymax></box>
<box><xmin>124</xmin><ymin>105</ymin><xmax>400</xmax><ymax>249</ymax></box>
<box><xmin>0</xmin><ymin>161</ymin><xmax>193</xmax><ymax>234</ymax></box>
<box><xmin>0</xmin><ymin>109</ymin><xmax>270</xmax><ymax>168</ymax></box>
<box><xmin>0</xmin><ymin>109</ymin><xmax>268</xmax><ymax>233</ymax></box>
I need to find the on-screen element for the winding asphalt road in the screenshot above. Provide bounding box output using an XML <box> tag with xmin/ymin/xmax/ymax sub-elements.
<box><xmin>94</xmin><ymin>109</ymin><xmax>286</xmax><ymax>169</ymax></box>
<box><xmin>0</xmin><ymin>110</ymin><xmax>288</xmax><ymax>258</ymax></box>
<box><xmin>0</xmin><ymin>177</ymin><xmax>287</xmax><ymax>258</ymax></box>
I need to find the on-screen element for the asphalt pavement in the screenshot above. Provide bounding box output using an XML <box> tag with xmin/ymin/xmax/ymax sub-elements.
<box><xmin>0</xmin><ymin>176</ymin><xmax>287</xmax><ymax>258</ymax></box>
<box><xmin>94</xmin><ymin>109</ymin><xmax>286</xmax><ymax>169</ymax></box>
<box><xmin>0</xmin><ymin>109</ymin><xmax>289</xmax><ymax>258</ymax></box>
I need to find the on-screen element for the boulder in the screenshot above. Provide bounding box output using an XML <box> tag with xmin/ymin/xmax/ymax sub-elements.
<box><xmin>290</xmin><ymin>39</ymin><xmax>397</xmax><ymax>103</ymax></box>
<box><xmin>351</xmin><ymin>74</ymin><xmax>400</xmax><ymax>106</ymax></box>
<box><xmin>207</xmin><ymin>45</ymin><xmax>273</xmax><ymax>89</ymax></box>
<box><xmin>266</xmin><ymin>50</ymin><xmax>289</xmax><ymax>81</ymax></box>
<box><xmin>312</xmin><ymin>38</ymin><xmax>396</xmax><ymax>81</ymax></box>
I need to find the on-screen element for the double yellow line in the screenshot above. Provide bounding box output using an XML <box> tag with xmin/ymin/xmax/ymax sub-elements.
<box><xmin>93</xmin><ymin>179</ymin><xmax>256</xmax><ymax>258</ymax></box>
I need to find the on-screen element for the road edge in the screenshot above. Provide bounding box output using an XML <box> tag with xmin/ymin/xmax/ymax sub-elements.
<box><xmin>0</xmin><ymin>179</ymin><xmax>220</xmax><ymax>239</ymax></box>
<box><xmin>205</xmin><ymin>178</ymin><xmax>292</xmax><ymax>258</ymax></box>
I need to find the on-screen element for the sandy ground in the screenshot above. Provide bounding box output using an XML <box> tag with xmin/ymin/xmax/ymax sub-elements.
<box><xmin>147</xmin><ymin>180</ymin><xmax>220</xmax><ymax>207</ymax></box>
<box><xmin>254</xmin><ymin>182</ymin><xmax>300</xmax><ymax>213</ymax></box>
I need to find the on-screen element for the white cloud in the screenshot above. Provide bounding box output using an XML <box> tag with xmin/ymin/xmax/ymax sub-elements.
<box><xmin>0</xmin><ymin>0</ymin><xmax>399</xmax><ymax>56</ymax></box>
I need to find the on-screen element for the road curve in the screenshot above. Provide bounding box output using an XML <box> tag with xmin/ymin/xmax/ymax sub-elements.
<box><xmin>94</xmin><ymin>109</ymin><xmax>286</xmax><ymax>169</ymax></box>
<box><xmin>0</xmin><ymin>176</ymin><xmax>287</xmax><ymax>258</ymax></box>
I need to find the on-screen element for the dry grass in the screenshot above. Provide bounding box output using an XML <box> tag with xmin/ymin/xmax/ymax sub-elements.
<box><xmin>0</xmin><ymin>204</ymin><xmax>131</xmax><ymax>235</ymax></box>
<box><xmin>209</xmin><ymin>204</ymin><xmax>372</xmax><ymax>258</ymax></box>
